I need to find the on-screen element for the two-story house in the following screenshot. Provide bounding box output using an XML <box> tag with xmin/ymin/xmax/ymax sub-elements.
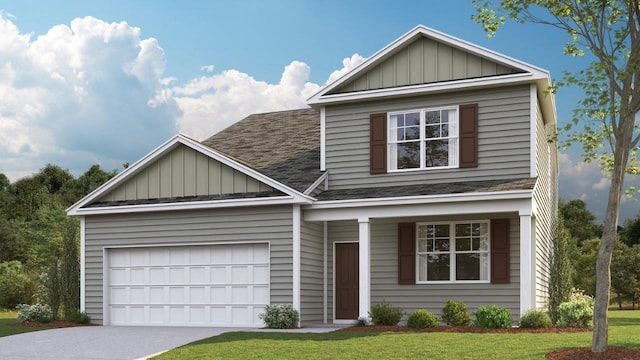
<box><xmin>67</xmin><ymin>25</ymin><xmax>558</xmax><ymax>327</ymax></box>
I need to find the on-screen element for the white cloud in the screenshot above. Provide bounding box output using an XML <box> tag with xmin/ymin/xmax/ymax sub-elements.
<box><xmin>200</xmin><ymin>65</ymin><xmax>214</xmax><ymax>72</ymax></box>
<box><xmin>325</xmin><ymin>54</ymin><xmax>366</xmax><ymax>85</ymax></box>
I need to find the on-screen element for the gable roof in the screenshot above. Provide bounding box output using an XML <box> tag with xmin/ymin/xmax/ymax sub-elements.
<box><xmin>201</xmin><ymin>108</ymin><xmax>323</xmax><ymax>193</ymax></box>
<box><xmin>307</xmin><ymin>25</ymin><xmax>556</xmax><ymax>125</ymax></box>
<box><xmin>67</xmin><ymin>134</ymin><xmax>314</xmax><ymax>215</ymax></box>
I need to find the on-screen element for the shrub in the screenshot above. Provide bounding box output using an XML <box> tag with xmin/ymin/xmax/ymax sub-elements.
<box><xmin>441</xmin><ymin>300</ymin><xmax>471</xmax><ymax>326</ymax></box>
<box><xmin>407</xmin><ymin>309</ymin><xmax>439</xmax><ymax>328</ymax></box>
<box><xmin>548</xmin><ymin>218</ymin><xmax>573</xmax><ymax>324</ymax></box>
<box><xmin>259</xmin><ymin>304</ymin><xmax>299</xmax><ymax>329</ymax></box>
<box><xmin>519</xmin><ymin>310</ymin><xmax>552</xmax><ymax>328</ymax></box>
<box><xmin>356</xmin><ymin>317</ymin><xmax>368</xmax><ymax>327</ymax></box>
<box><xmin>369</xmin><ymin>302</ymin><xmax>404</xmax><ymax>326</ymax></box>
<box><xmin>556</xmin><ymin>291</ymin><xmax>594</xmax><ymax>328</ymax></box>
<box><xmin>0</xmin><ymin>261</ymin><xmax>36</xmax><ymax>309</ymax></box>
<box><xmin>65</xmin><ymin>310</ymin><xmax>91</xmax><ymax>324</ymax></box>
<box><xmin>474</xmin><ymin>305</ymin><xmax>512</xmax><ymax>329</ymax></box>
<box><xmin>16</xmin><ymin>303</ymin><xmax>53</xmax><ymax>323</ymax></box>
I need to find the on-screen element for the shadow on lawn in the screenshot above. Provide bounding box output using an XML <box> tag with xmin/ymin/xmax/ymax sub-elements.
<box><xmin>609</xmin><ymin>317</ymin><xmax>640</xmax><ymax>327</ymax></box>
<box><xmin>190</xmin><ymin>331</ymin><xmax>384</xmax><ymax>345</ymax></box>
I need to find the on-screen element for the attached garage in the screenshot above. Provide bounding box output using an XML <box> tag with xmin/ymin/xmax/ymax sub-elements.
<box><xmin>106</xmin><ymin>243</ymin><xmax>270</xmax><ymax>327</ymax></box>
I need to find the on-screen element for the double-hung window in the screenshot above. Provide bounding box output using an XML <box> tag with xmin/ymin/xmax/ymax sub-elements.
<box><xmin>416</xmin><ymin>221</ymin><xmax>490</xmax><ymax>283</ymax></box>
<box><xmin>388</xmin><ymin>106</ymin><xmax>458</xmax><ymax>171</ymax></box>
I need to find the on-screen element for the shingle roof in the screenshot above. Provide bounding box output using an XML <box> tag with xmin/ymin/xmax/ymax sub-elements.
<box><xmin>201</xmin><ymin>108</ymin><xmax>322</xmax><ymax>193</ymax></box>
<box><xmin>315</xmin><ymin>177</ymin><xmax>536</xmax><ymax>201</ymax></box>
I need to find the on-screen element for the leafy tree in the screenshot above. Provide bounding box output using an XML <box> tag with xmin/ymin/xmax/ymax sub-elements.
<box><xmin>559</xmin><ymin>199</ymin><xmax>603</xmax><ymax>246</ymax></box>
<box><xmin>60</xmin><ymin>217</ymin><xmax>80</xmax><ymax>315</ymax></box>
<box><xmin>620</xmin><ymin>212</ymin><xmax>640</xmax><ymax>246</ymax></box>
<box><xmin>473</xmin><ymin>0</ymin><xmax>640</xmax><ymax>352</ymax></box>
<box><xmin>611</xmin><ymin>242</ymin><xmax>640</xmax><ymax>309</ymax></box>
<box><xmin>59</xmin><ymin>165</ymin><xmax>117</xmax><ymax>206</ymax></box>
<box><xmin>36</xmin><ymin>164</ymin><xmax>73</xmax><ymax>195</ymax></box>
<box><xmin>573</xmin><ymin>238</ymin><xmax>599</xmax><ymax>296</ymax></box>
<box><xmin>548</xmin><ymin>219</ymin><xmax>573</xmax><ymax>324</ymax></box>
<box><xmin>9</xmin><ymin>177</ymin><xmax>51</xmax><ymax>221</ymax></box>
<box><xmin>0</xmin><ymin>261</ymin><xmax>36</xmax><ymax>309</ymax></box>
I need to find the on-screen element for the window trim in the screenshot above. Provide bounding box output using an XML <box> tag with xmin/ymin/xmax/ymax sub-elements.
<box><xmin>387</xmin><ymin>105</ymin><xmax>459</xmax><ymax>172</ymax></box>
<box><xmin>415</xmin><ymin>220</ymin><xmax>491</xmax><ymax>284</ymax></box>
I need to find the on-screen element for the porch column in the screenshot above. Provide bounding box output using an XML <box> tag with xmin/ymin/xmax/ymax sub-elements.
<box><xmin>358</xmin><ymin>217</ymin><xmax>371</xmax><ymax>320</ymax></box>
<box><xmin>519</xmin><ymin>213</ymin><xmax>536</xmax><ymax>315</ymax></box>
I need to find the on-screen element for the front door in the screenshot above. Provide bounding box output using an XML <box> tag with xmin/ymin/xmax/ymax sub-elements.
<box><xmin>335</xmin><ymin>243</ymin><xmax>359</xmax><ymax>320</ymax></box>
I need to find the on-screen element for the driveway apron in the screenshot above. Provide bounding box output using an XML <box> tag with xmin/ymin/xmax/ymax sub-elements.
<box><xmin>0</xmin><ymin>326</ymin><xmax>245</xmax><ymax>360</ymax></box>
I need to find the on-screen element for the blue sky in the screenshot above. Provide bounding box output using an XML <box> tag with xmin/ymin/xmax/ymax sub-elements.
<box><xmin>0</xmin><ymin>0</ymin><xmax>637</xmax><ymax>222</ymax></box>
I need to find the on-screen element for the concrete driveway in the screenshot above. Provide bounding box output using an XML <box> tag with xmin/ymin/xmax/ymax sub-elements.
<box><xmin>0</xmin><ymin>325</ymin><xmax>246</xmax><ymax>360</ymax></box>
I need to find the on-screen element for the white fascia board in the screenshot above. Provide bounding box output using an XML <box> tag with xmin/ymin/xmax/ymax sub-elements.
<box><xmin>308</xmin><ymin>73</ymin><xmax>543</xmax><ymax>106</ymax></box>
<box><xmin>67</xmin><ymin>134</ymin><xmax>313</xmax><ymax>215</ymax></box>
<box><xmin>292</xmin><ymin>204</ymin><xmax>301</xmax><ymax>318</ymax></box>
<box><xmin>320</xmin><ymin>106</ymin><xmax>326</xmax><ymax>171</ymax></box>
<box><xmin>80</xmin><ymin>216</ymin><xmax>85</xmax><ymax>312</ymax></box>
<box><xmin>530</xmin><ymin>83</ymin><xmax>538</xmax><ymax>178</ymax></box>
<box><xmin>307</xmin><ymin>24</ymin><xmax>550</xmax><ymax>104</ymax></box>
<box><xmin>303</xmin><ymin>171</ymin><xmax>328</xmax><ymax>196</ymax></box>
<box><xmin>68</xmin><ymin>195</ymin><xmax>303</xmax><ymax>216</ymax></box>
<box><xmin>303</xmin><ymin>190</ymin><xmax>533</xmax><ymax>221</ymax></box>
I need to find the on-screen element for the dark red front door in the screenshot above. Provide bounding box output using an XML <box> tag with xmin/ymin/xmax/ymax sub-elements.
<box><xmin>335</xmin><ymin>243</ymin><xmax>359</xmax><ymax>319</ymax></box>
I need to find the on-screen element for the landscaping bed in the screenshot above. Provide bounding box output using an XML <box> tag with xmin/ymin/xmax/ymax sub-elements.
<box><xmin>338</xmin><ymin>325</ymin><xmax>592</xmax><ymax>334</ymax></box>
<box><xmin>546</xmin><ymin>346</ymin><xmax>640</xmax><ymax>360</ymax></box>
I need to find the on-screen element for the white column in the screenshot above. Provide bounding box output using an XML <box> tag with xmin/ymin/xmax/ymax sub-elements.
<box><xmin>293</xmin><ymin>205</ymin><xmax>301</xmax><ymax>318</ymax></box>
<box><xmin>80</xmin><ymin>216</ymin><xmax>86</xmax><ymax>312</ymax></box>
<box><xmin>519</xmin><ymin>213</ymin><xmax>536</xmax><ymax>315</ymax></box>
<box><xmin>358</xmin><ymin>217</ymin><xmax>371</xmax><ymax>320</ymax></box>
<box><xmin>323</xmin><ymin>221</ymin><xmax>328</xmax><ymax>324</ymax></box>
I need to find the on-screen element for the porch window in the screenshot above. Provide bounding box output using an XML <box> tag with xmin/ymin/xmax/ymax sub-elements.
<box><xmin>416</xmin><ymin>221</ymin><xmax>490</xmax><ymax>283</ymax></box>
<box><xmin>388</xmin><ymin>107</ymin><xmax>458</xmax><ymax>171</ymax></box>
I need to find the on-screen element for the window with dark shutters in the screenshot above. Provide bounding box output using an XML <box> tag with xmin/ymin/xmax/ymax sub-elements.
<box><xmin>490</xmin><ymin>218</ymin><xmax>510</xmax><ymax>283</ymax></box>
<box><xmin>398</xmin><ymin>222</ymin><xmax>416</xmax><ymax>284</ymax></box>
<box><xmin>459</xmin><ymin>103</ymin><xmax>478</xmax><ymax>168</ymax></box>
<box><xmin>370</xmin><ymin>113</ymin><xmax>387</xmax><ymax>174</ymax></box>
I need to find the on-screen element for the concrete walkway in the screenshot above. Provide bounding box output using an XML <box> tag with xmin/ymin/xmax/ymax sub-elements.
<box><xmin>0</xmin><ymin>325</ymin><xmax>342</xmax><ymax>360</ymax></box>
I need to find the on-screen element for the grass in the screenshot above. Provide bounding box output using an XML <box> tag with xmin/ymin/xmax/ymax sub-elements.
<box><xmin>0</xmin><ymin>311</ymin><xmax>55</xmax><ymax>338</ymax></box>
<box><xmin>154</xmin><ymin>310</ymin><xmax>640</xmax><ymax>360</ymax></box>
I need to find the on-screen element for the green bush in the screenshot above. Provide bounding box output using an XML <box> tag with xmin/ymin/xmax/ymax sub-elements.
<box><xmin>16</xmin><ymin>303</ymin><xmax>53</xmax><ymax>323</ymax></box>
<box><xmin>65</xmin><ymin>310</ymin><xmax>91</xmax><ymax>324</ymax></box>
<box><xmin>556</xmin><ymin>292</ymin><xmax>594</xmax><ymax>328</ymax></box>
<box><xmin>0</xmin><ymin>261</ymin><xmax>36</xmax><ymax>309</ymax></box>
<box><xmin>519</xmin><ymin>310</ymin><xmax>552</xmax><ymax>328</ymax></box>
<box><xmin>441</xmin><ymin>300</ymin><xmax>471</xmax><ymax>326</ymax></box>
<box><xmin>407</xmin><ymin>309</ymin><xmax>439</xmax><ymax>328</ymax></box>
<box><xmin>356</xmin><ymin>317</ymin><xmax>368</xmax><ymax>327</ymax></box>
<box><xmin>369</xmin><ymin>302</ymin><xmax>404</xmax><ymax>326</ymax></box>
<box><xmin>259</xmin><ymin>304</ymin><xmax>299</xmax><ymax>329</ymax></box>
<box><xmin>474</xmin><ymin>305</ymin><xmax>512</xmax><ymax>329</ymax></box>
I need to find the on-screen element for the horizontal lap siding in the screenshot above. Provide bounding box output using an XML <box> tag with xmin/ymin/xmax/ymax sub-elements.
<box><xmin>325</xmin><ymin>86</ymin><xmax>531</xmax><ymax>189</ymax></box>
<box><xmin>84</xmin><ymin>205</ymin><xmax>293</xmax><ymax>324</ymax></box>
<box><xmin>300</xmin><ymin>221</ymin><xmax>324</xmax><ymax>324</ymax></box>
<box><xmin>327</xmin><ymin>214</ymin><xmax>521</xmax><ymax>322</ymax></box>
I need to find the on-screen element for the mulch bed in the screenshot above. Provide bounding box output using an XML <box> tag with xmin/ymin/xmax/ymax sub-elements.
<box><xmin>8</xmin><ymin>321</ymin><xmax>96</xmax><ymax>328</ymax></box>
<box><xmin>340</xmin><ymin>326</ymin><xmax>640</xmax><ymax>359</ymax></box>
<box><xmin>338</xmin><ymin>325</ymin><xmax>591</xmax><ymax>333</ymax></box>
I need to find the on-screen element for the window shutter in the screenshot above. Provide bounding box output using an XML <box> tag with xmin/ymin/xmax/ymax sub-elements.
<box><xmin>459</xmin><ymin>103</ymin><xmax>478</xmax><ymax>168</ymax></box>
<box><xmin>398</xmin><ymin>222</ymin><xmax>416</xmax><ymax>284</ymax></box>
<box><xmin>370</xmin><ymin>113</ymin><xmax>387</xmax><ymax>174</ymax></box>
<box><xmin>490</xmin><ymin>218</ymin><xmax>510</xmax><ymax>283</ymax></box>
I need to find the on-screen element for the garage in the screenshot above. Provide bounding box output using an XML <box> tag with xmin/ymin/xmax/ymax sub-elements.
<box><xmin>106</xmin><ymin>243</ymin><xmax>269</xmax><ymax>327</ymax></box>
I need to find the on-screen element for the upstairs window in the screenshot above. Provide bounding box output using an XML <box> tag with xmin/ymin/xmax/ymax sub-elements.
<box><xmin>388</xmin><ymin>107</ymin><xmax>458</xmax><ymax>171</ymax></box>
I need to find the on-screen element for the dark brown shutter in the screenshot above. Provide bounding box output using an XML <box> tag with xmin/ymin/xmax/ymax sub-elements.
<box><xmin>459</xmin><ymin>103</ymin><xmax>478</xmax><ymax>168</ymax></box>
<box><xmin>370</xmin><ymin>113</ymin><xmax>387</xmax><ymax>174</ymax></box>
<box><xmin>398</xmin><ymin>222</ymin><xmax>416</xmax><ymax>284</ymax></box>
<box><xmin>491</xmin><ymin>218</ymin><xmax>510</xmax><ymax>283</ymax></box>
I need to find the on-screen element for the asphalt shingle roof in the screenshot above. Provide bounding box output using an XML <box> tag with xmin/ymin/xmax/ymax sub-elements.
<box><xmin>315</xmin><ymin>177</ymin><xmax>536</xmax><ymax>201</ymax></box>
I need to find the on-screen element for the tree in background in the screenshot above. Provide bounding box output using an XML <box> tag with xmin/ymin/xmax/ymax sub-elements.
<box><xmin>474</xmin><ymin>1</ymin><xmax>640</xmax><ymax>352</ymax></box>
<box><xmin>559</xmin><ymin>199</ymin><xmax>603</xmax><ymax>246</ymax></box>
<box><xmin>611</xmin><ymin>242</ymin><xmax>640</xmax><ymax>309</ymax></box>
<box><xmin>621</xmin><ymin>212</ymin><xmax>640</xmax><ymax>246</ymax></box>
<box><xmin>548</xmin><ymin>219</ymin><xmax>573</xmax><ymax>324</ymax></box>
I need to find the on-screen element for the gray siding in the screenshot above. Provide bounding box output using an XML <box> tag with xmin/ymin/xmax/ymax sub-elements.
<box><xmin>325</xmin><ymin>85</ymin><xmax>531</xmax><ymax>189</ymax></box>
<box><xmin>533</xmin><ymin>100</ymin><xmax>556</xmax><ymax>309</ymax></box>
<box><xmin>97</xmin><ymin>144</ymin><xmax>273</xmax><ymax>203</ymax></box>
<box><xmin>327</xmin><ymin>214</ymin><xmax>521</xmax><ymax>322</ymax></box>
<box><xmin>332</xmin><ymin>36</ymin><xmax>518</xmax><ymax>93</ymax></box>
<box><xmin>84</xmin><ymin>205</ymin><xmax>293</xmax><ymax>324</ymax></box>
<box><xmin>300</xmin><ymin>220</ymin><xmax>324</xmax><ymax>324</ymax></box>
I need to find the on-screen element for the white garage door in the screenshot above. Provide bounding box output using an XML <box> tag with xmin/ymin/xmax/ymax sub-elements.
<box><xmin>107</xmin><ymin>243</ymin><xmax>269</xmax><ymax>327</ymax></box>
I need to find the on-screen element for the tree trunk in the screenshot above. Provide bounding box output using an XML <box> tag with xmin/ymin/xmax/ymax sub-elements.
<box><xmin>616</xmin><ymin>293</ymin><xmax>622</xmax><ymax>310</ymax></box>
<box><xmin>592</xmin><ymin>117</ymin><xmax>633</xmax><ymax>352</ymax></box>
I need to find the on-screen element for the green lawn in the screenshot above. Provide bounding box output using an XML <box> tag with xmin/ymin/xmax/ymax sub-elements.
<box><xmin>0</xmin><ymin>311</ymin><xmax>55</xmax><ymax>338</ymax></box>
<box><xmin>154</xmin><ymin>311</ymin><xmax>640</xmax><ymax>360</ymax></box>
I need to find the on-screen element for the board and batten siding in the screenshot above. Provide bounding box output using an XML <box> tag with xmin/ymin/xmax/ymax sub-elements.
<box><xmin>300</xmin><ymin>220</ymin><xmax>324</xmax><ymax>324</ymax></box>
<box><xmin>325</xmin><ymin>85</ymin><xmax>532</xmax><ymax>189</ymax></box>
<box><xmin>532</xmin><ymin>100</ymin><xmax>556</xmax><ymax>310</ymax></box>
<box><xmin>332</xmin><ymin>36</ymin><xmax>519</xmax><ymax>93</ymax></box>
<box><xmin>326</xmin><ymin>214</ymin><xmax>521</xmax><ymax>322</ymax></box>
<box><xmin>84</xmin><ymin>205</ymin><xmax>293</xmax><ymax>324</ymax></box>
<box><xmin>97</xmin><ymin>144</ymin><xmax>273</xmax><ymax>202</ymax></box>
